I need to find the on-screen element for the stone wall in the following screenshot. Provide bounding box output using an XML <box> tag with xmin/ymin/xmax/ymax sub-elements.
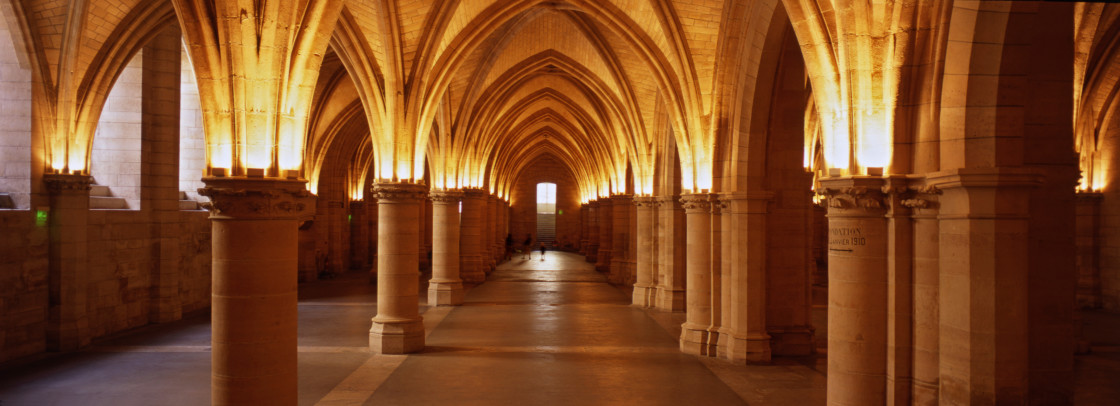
<box><xmin>0</xmin><ymin>13</ymin><xmax>32</xmax><ymax>209</ymax></box>
<box><xmin>0</xmin><ymin>211</ymin><xmax>48</xmax><ymax>361</ymax></box>
<box><xmin>0</xmin><ymin>209</ymin><xmax>211</xmax><ymax>363</ymax></box>
<box><xmin>509</xmin><ymin>156</ymin><xmax>582</xmax><ymax>251</ymax></box>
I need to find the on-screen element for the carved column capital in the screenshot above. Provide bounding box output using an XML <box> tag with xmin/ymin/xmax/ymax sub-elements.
<box><xmin>680</xmin><ymin>193</ymin><xmax>714</xmax><ymax>213</ymax></box>
<box><xmin>817</xmin><ymin>177</ymin><xmax>889</xmax><ymax>215</ymax></box>
<box><xmin>43</xmin><ymin>174</ymin><xmax>92</xmax><ymax>193</ymax></box>
<box><xmin>198</xmin><ymin>178</ymin><xmax>315</xmax><ymax>220</ymax></box>
<box><xmin>372</xmin><ymin>182</ymin><xmax>428</xmax><ymax>203</ymax></box>
<box><xmin>633</xmin><ymin>196</ymin><xmax>658</xmax><ymax>208</ymax></box>
<box><xmin>461</xmin><ymin>188</ymin><xmax>486</xmax><ymax>200</ymax></box>
<box><xmin>429</xmin><ymin>190</ymin><xmax>464</xmax><ymax>204</ymax></box>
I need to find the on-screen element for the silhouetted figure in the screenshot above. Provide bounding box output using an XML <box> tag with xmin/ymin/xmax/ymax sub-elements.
<box><xmin>505</xmin><ymin>233</ymin><xmax>514</xmax><ymax>260</ymax></box>
<box><xmin>539</xmin><ymin>243</ymin><xmax>546</xmax><ymax>261</ymax></box>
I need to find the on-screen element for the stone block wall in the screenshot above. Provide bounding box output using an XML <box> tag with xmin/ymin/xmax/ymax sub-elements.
<box><xmin>0</xmin><ymin>211</ymin><xmax>49</xmax><ymax>362</ymax></box>
<box><xmin>509</xmin><ymin>156</ymin><xmax>581</xmax><ymax>251</ymax></box>
<box><xmin>91</xmin><ymin>53</ymin><xmax>144</xmax><ymax>209</ymax></box>
<box><xmin>0</xmin><ymin>13</ymin><xmax>32</xmax><ymax>209</ymax></box>
<box><xmin>0</xmin><ymin>209</ymin><xmax>211</xmax><ymax>363</ymax></box>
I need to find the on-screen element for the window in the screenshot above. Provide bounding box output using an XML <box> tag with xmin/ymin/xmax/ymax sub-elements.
<box><xmin>536</xmin><ymin>183</ymin><xmax>557</xmax><ymax>244</ymax></box>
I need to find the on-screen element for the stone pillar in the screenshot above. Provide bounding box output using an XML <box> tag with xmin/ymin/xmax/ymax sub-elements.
<box><xmin>459</xmin><ymin>188</ymin><xmax>486</xmax><ymax>283</ymax></box>
<box><xmin>818</xmin><ymin>177</ymin><xmax>889</xmax><ymax>406</ymax></box>
<box><xmin>579</xmin><ymin>203</ymin><xmax>589</xmax><ymax>254</ymax></box>
<box><xmin>489</xmin><ymin>195</ymin><xmax>500</xmax><ymax>266</ymax></box>
<box><xmin>909</xmin><ymin>185</ymin><xmax>940</xmax><ymax>405</ymax></box>
<box><xmin>351</xmin><ymin>201</ymin><xmax>369</xmax><ymax>269</ymax></box>
<box><xmin>585</xmin><ymin>201</ymin><xmax>600</xmax><ymax>262</ymax></box>
<box><xmin>141</xmin><ymin>26</ymin><xmax>183</xmax><ymax>324</ymax></box>
<box><xmin>596</xmin><ymin>197</ymin><xmax>613</xmax><ymax>272</ymax></box>
<box><xmin>370</xmin><ymin>182</ymin><xmax>426</xmax><ymax>354</ymax></box>
<box><xmin>632</xmin><ymin>196</ymin><xmax>658</xmax><ymax>307</ymax></box>
<box><xmin>429</xmin><ymin>191</ymin><xmax>464</xmax><ymax>306</ymax></box>
<box><xmin>711</xmin><ymin>198</ymin><xmax>726</xmax><ymax>357</ymax></box>
<box><xmin>656</xmin><ymin>195</ymin><xmax>686</xmax><ymax>311</ymax></box>
<box><xmin>722</xmin><ymin>193</ymin><xmax>773</xmax><ymax>363</ymax></box>
<box><xmin>680</xmin><ymin>193</ymin><xmax>715</xmax><ymax>355</ymax></box>
<box><xmin>328</xmin><ymin>200</ymin><xmax>347</xmax><ymax>274</ymax></box>
<box><xmin>44</xmin><ymin>174</ymin><xmax>92</xmax><ymax>351</ymax></box>
<box><xmin>367</xmin><ymin>197</ymin><xmax>378</xmax><ymax>277</ymax></box>
<box><xmin>480</xmin><ymin>194</ymin><xmax>492</xmax><ymax>272</ymax></box>
<box><xmin>1076</xmin><ymin>192</ymin><xmax>1103</xmax><ymax>308</ymax></box>
<box><xmin>929</xmin><ymin>169</ymin><xmax>1039</xmax><ymax>404</ymax></box>
<box><xmin>883</xmin><ymin>178</ymin><xmax>914</xmax><ymax>404</ymax></box>
<box><xmin>417</xmin><ymin>197</ymin><xmax>429</xmax><ymax>272</ymax></box>
<box><xmin>199</xmin><ymin>178</ymin><xmax>313</xmax><ymax>405</ymax></box>
<box><xmin>627</xmin><ymin>200</ymin><xmax>638</xmax><ymax>284</ymax></box>
<box><xmin>609</xmin><ymin>194</ymin><xmax>632</xmax><ymax>284</ymax></box>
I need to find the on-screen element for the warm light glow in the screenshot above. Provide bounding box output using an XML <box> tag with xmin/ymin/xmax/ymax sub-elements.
<box><xmin>67</xmin><ymin>155</ymin><xmax>86</xmax><ymax>173</ymax></box>
<box><xmin>823</xmin><ymin>110</ymin><xmax>850</xmax><ymax>171</ymax></box>
<box><xmin>855</xmin><ymin>110</ymin><xmax>891</xmax><ymax>173</ymax></box>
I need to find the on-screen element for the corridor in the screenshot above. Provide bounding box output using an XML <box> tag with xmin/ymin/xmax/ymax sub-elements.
<box><xmin>0</xmin><ymin>252</ymin><xmax>826</xmax><ymax>405</ymax></box>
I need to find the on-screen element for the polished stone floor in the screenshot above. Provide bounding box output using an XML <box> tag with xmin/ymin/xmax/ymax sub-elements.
<box><xmin>0</xmin><ymin>251</ymin><xmax>1117</xmax><ymax>405</ymax></box>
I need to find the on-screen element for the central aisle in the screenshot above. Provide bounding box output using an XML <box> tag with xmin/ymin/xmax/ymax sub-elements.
<box><xmin>366</xmin><ymin>251</ymin><xmax>746</xmax><ymax>405</ymax></box>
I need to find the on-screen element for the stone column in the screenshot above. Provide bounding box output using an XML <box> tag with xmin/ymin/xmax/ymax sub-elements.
<box><xmin>328</xmin><ymin>200</ymin><xmax>347</xmax><ymax>275</ymax></box>
<box><xmin>632</xmin><ymin>196</ymin><xmax>658</xmax><ymax>307</ymax></box>
<box><xmin>818</xmin><ymin>177</ymin><xmax>889</xmax><ymax>406</ymax></box>
<box><xmin>480</xmin><ymin>194</ymin><xmax>492</xmax><ymax>272</ymax></box>
<box><xmin>369</xmin><ymin>182</ymin><xmax>427</xmax><ymax>354</ymax></box>
<box><xmin>579</xmin><ymin>203</ymin><xmax>589</xmax><ymax>254</ymax></box>
<box><xmin>656</xmin><ymin>195</ymin><xmax>686</xmax><ymax>311</ymax></box>
<box><xmin>44</xmin><ymin>174</ymin><xmax>92</xmax><ymax>351</ymax></box>
<box><xmin>627</xmin><ymin>200</ymin><xmax>638</xmax><ymax>284</ymax></box>
<box><xmin>711</xmin><ymin>198</ymin><xmax>725</xmax><ymax>357</ymax></box>
<box><xmin>350</xmin><ymin>201</ymin><xmax>369</xmax><ymax>269</ymax></box>
<box><xmin>909</xmin><ymin>185</ymin><xmax>940</xmax><ymax>405</ymax></box>
<box><xmin>489</xmin><ymin>195</ymin><xmax>500</xmax><ymax>266</ymax></box>
<box><xmin>367</xmin><ymin>198</ymin><xmax>378</xmax><ymax>275</ymax></box>
<box><xmin>199</xmin><ymin>178</ymin><xmax>313</xmax><ymax>405</ymax></box>
<box><xmin>680</xmin><ymin>193</ymin><xmax>715</xmax><ymax>355</ymax></box>
<box><xmin>585</xmin><ymin>201</ymin><xmax>600</xmax><ymax>262</ymax></box>
<box><xmin>609</xmin><ymin>194</ymin><xmax>632</xmax><ymax>284</ymax></box>
<box><xmin>929</xmin><ymin>169</ymin><xmax>1039</xmax><ymax>404</ymax></box>
<box><xmin>1076</xmin><ymin>192</ymin><xmax>1103</xmax><ymax>308</ymax></box>
<box><xmin>429</xmin><ymin>191</ymin><xmax>464</xmax><ymax>305</ymax></box>
<box><xmin>141</xmin><ymin>26</ymin><xmax>183</xmax><ymax>324</ymax></box>
<box><xmin>596</xmin><ymin>197</ymin><xmax>613</xmax><ymax>272</ymax></box>
<box><xmin>722</xmin><ymin>193</ymin><xmax>773</xmax><ymax>363</ymax></box>
<box><xmin>883</xmin><ymin>178</ymin><xmax>914</xmax><ymax>404</ymax></box>
<box><xmin>459</xmin><ymin>188</ymin><xmax>486</xmax><ymax>283</ymax></box>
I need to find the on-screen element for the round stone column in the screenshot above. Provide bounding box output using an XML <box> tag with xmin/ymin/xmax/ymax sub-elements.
<box><xmin>585</xmin><ymin>201</ymin><xmax>600</xmax><ymax>262</ymax></box>
<box><xmin>609</xmin><ymin>194</ymin><xmax>632</xmax><ymax>284</ymax></box>
<box><xmin>369</xmin><ymin>182</ymin><xmax>427</xmax><ymax>354</ymax></box>
<box><xmin>459</xmin><ymin>188</ymin><xmax>486</xmax><ymax>282</ymax></box>
<box><xmin>680</xmin><ymin>193</ymin><xmax>715</xmax><ymax>355</ymax></box>
<box><xmin>596</xmin><ymin>197</ymin><xmax>613</xmax><ymax>272</ymax></box>
<box><xmin>632</xmin><ymin>196</ymin><xmax>658</xmax><ymax>307</ymax></box>
<box><xmin>818</xmin><ymin>177</ymin><xmax>889</xmax><ymax>406</ymax></box>
<box><xmin>44</xmin><ymin>174</ymin><xmax>93</xmax><ymax>351</ymax></box>
<box><xmin>429</xmin><ymin>190</ymin><xmax>464</xmax><ymax>306</ymax></box>
<box><xmin>199</xmin><ymin>178</ymin><xmax>313</xmax><ymax>405</ymax></box>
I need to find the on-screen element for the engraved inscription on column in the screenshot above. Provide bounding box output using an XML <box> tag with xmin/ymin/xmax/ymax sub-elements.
<box><xmin>828</xmin><ymin>226</ymin><xmax>866</xmax><ymax>252</ymax></box>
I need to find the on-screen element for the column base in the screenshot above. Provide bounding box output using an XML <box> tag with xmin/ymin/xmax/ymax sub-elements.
<box><xmin>768</xmin><ymin>326</ymin><xmax>815</xmax><ymax>356</ymax></box>
<box><xmin>369</xmin><ymin>318</ymin><xmax>425</xmax><ymax>354</ymax></box>
<box><xmin>680</xmin><ymin>323</ymin><xmax>716</xmax><ymax>356</ymax></box>
<box><xmin>632</xmin><ymin>284</ymin><xmax>657</xmax><ymax>307</ymax></box>
<box><xmin>428</xmin><ymin>280</ymin><xmax>464</xmax><ymax>306</ymax></box>
<box><xmin>657</xmin><ymin>288</ymin><xmax>686</xmax><ymax>312</ymax></box>
<box><xmin>723</xmin><ymin>333</ymin><xmax>773</xmax><ymax>363</ymax></box>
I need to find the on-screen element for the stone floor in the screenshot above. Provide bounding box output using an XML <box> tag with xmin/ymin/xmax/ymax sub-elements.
<box><xmin>0</xmin><ymin>251</ymin><xmax>1117</xmax><ymax>405</ymax></box>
